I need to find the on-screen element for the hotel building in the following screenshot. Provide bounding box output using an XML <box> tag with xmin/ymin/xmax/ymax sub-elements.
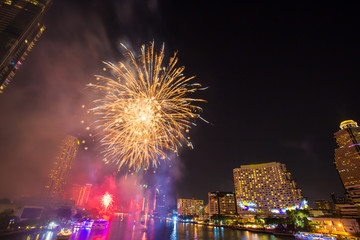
<box><xmin>233</xmin><ymin>162</ymin><xmax>304</xmax><ymax>214</ymax></box>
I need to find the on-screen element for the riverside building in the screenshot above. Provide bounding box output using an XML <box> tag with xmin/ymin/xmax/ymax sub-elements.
<box><xmin>233</xmin><ymin>162</ymin><xmax>305</xmax><ymax>214</ymax></box>
<box><xmin>177</xmin><ymin>198</ymin><xmax>203</xmax><ymax>216</ymax></box>
<box><xmin>208</xmin><ymin>191</ymin><xmax>237</xmax><ymax>217</ymax></box>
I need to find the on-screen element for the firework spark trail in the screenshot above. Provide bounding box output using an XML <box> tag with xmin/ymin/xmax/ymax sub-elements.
<box><xmin>89</xmin><ymin>42</ymin><xmax>206</xmax><ymax>171</ymax></box>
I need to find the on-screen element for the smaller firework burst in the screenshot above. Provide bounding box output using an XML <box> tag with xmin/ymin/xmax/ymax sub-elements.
<box><xmin>101</xmin><ymin>192</ymin><xmax>114</xmax><ymax>214</ymax></box>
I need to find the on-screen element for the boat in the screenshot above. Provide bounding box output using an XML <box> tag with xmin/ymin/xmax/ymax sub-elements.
<box><xmin>294</xmin><ymin>232</ymin><xmax>336</xmax><ymax>240</ymax></box>
<box><xmin>56</xmin><ymin>229</ymin><xmax>72</xmax><ymax>239</ymax></box>
<box><xmin>92</xmin><ymin>220</ymin><xmax>109</xmax><ymax>230</ymax></box>
<box><xmin>72</xmin><ymin>221</ymin><xmax>82</xmax><ymax>228</ymax></box>
<box><xmin>82</xmin><ymin>219</ymin><xmax>94</xmax><ymax>229</ymax></box>
<box><xmin>247</xmin><ymin>227</ymin><xmax>267</xmax><ymax>233</ymax></box>
<box><xmin>72</xmin><ymin>218</ymin><xmax>96</xmax><ymax>229</ymax></box>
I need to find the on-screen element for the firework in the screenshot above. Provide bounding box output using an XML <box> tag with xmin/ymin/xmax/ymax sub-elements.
<box><xmin>89</xmin><ymin>42</ymin><xmax>206</xmax><ymax>171</ymax></box>
<box><xmin>101</xmin><ymin>192</ymin><xmax>114</xmax><ymax>214</ymax></box>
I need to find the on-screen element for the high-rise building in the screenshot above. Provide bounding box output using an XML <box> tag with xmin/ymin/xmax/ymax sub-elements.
<box><xmin>153</xmin><ymin>185</ymin><xmax>167</xmax><ymax>216</ymax></box>
<box><xmin>44</xmin><ymin>136</ymin><xmax>79</xmax><ymax>200</ymax></box>
<box><xmin>233</xmin><ymin>162</ymin><xmax>305</xmax><ymax>214</ymax></box>
<box><xmin>208</xmin><ymin>191</ymin><xmax>237</xmax><ymax>217</ymax></box>
<box><xmin>177</xmin><ymin>198</ymin><xmax>203</xmax><ymax>216</ymax></box>
<box><xmin>334</xmin><ymin>120</ymin><xmax>360</xmax><ymax>205</ymax></box>
<box><xmin>0</xmin><ymin>0</ymin><xmax>51</xmax><ymax>93</ymax></box>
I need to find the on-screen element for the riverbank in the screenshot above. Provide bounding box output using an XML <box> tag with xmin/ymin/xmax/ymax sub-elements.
<box><xmin>194</xmin><ymin>222</ymin><xmax>295</xmax><ymax>238</ymax></box>
<box><xmin>0</xmin><ymin>229</ymin><xmax>36</xmax><ymax>237</ymax></box>
<box><xmin>177</xmin><ymin>220</ymin><xmax>359</xmax><ymax>240</ymax></box>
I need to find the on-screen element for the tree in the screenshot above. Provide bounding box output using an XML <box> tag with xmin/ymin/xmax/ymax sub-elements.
<box><xmin>0</xmin><ymin>209</ymin><xmax>16</xmax><ymax>230</ymax></box>
<box><xmin>264</xmin><ymin>217</ymin><xmax>284</xmax><ymax>225</ymax></box>
<box><xmin>285</xmin><ymin>209</ymin><xmax>312</xmax><ymax>232</ymax></box>
<box><xmin>211</xmin><ymin>214</ymin><xmax>227</xmax><ymax>224</ymax></box>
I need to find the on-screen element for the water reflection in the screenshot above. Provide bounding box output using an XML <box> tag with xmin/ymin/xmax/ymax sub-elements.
<box><xmin>6</xmin><ymin>215</ymin><xmax>293</xmax><ymax>240</ymax></box>
<box><xmin>170</xmin><ymin>219</ymin><xmax>176</xmax><ymax>240</ymax></box>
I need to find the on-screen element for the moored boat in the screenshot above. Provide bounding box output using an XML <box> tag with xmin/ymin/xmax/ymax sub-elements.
<box><xmin>92</xmin><ymin>219</ymin><xmax>109</xmax><ymax>230</ymax></box>
<box><xmin>294</xmin><ymin>232</ymin><xmax>336</xmax><ymax>240</ymax></box>
<box><xmin>56</xmin><ymin>229</ymin><xmax>72</xmax><ymax>239</ymax></box>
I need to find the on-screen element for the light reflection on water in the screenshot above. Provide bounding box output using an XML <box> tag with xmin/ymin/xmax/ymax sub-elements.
<box><xmin>7</xmin><ymin>215</ymin><xmax>293</xmax><ymax>240</ymax></box>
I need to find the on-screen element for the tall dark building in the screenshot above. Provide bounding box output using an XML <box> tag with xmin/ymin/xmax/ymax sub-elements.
<box><xmin>0</xmin><ymin>0</ymin><xmax>51</xmax><ymax>93</ymax></box>
<box><xmin>334</xmin><ymin>120</ymin><xmax>360</xmax><ymax>205</ymax></box>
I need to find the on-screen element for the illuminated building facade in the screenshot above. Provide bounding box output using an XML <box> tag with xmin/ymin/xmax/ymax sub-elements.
<box><xmin>44</xmin><ymin>136</ymin><xmax>79</xmax><ymax>200</ymax></box>
<box><xmin>233</xmin><ymin>162</ymin><xmax>304</xmax><ymax>214</ymax></box>
<box><xmin>177</xmin><ymin>198</ymin><xmax>203</xmax><ymax>216</ymax></box>
<box><xmin>0</xmin><ymin>0</ymin><xmax>51</xmax><ymax>93</ymax></box>
<box><xmin>334</xmin><ymin>120</ymin><xmax>360</xmax><ymax>205</ymax></box>
<box><xmin>208</xmin><ymin>191</ymin><xmax>237</xmax><ymax>217</ymax></box>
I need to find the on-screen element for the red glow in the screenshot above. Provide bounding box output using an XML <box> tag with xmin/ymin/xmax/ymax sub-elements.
<box><xmin>144</xmin><ymin>202</ymin><xmax>149</xmax><ymax>226</ymax></box>
<box><xmin>153</xmin><ymin>188</ymin><xmax>157</xmax><ymax>211</ymax></box>
<box><xmin>84</xmin><ymin>174</ymin><xmax>157</xmax><ymax>222</ymax></box>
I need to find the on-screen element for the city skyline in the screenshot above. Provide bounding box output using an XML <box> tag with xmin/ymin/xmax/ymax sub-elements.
<box><xmin>0</xmin><ymin>1</ymin><xmax>360</xmax><ymax>206</ymax></box>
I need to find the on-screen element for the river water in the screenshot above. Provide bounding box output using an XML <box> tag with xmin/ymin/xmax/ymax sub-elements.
<box><xmin>2</xmin><ymin>215</ymin><xmax>294</xmax><ymax>240</ymax></box>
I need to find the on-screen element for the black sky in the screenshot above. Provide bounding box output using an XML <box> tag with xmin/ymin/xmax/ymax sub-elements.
<box><xmin>1</xmin><ymin>1</ymin><xmax>360</xmax><ymax>205</ymax></box>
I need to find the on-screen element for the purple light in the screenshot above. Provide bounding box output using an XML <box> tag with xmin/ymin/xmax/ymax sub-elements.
<box><xmin>348</xmin><ymin>143</ymin><xmax>360</xmax><ymax>148</ymax></box>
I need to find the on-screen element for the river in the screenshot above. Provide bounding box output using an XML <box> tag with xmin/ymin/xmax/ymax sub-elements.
<box><xmin>1</xmin><ymin>215</ymin><xmax>294</xmax><ymax>240</ymax></box>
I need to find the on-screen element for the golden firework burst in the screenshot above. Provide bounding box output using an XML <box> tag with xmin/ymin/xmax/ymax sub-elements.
<box><xmin>89</xmin><ymin>42</ymin><xmax>206</xmax><ymax>171</ymax></box>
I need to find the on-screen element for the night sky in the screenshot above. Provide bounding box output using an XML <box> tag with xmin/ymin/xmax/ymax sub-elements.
<box><xmin>1</xmin><ymin>1</ymin><xmax>360</xmax><ymax>206</ymax></box>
